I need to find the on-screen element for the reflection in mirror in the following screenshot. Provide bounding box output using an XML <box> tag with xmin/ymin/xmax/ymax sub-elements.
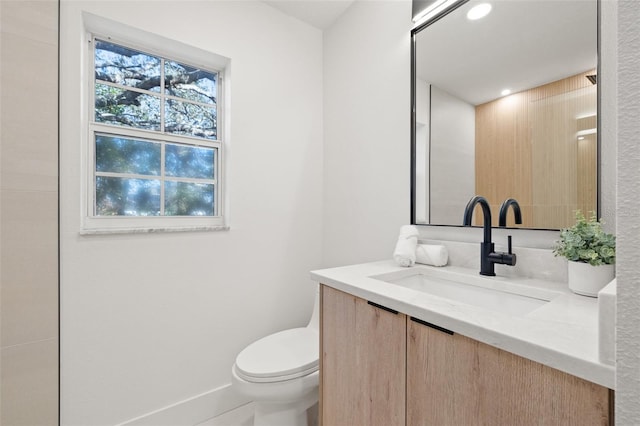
<box><xmin>412</xmin><ymin>0</ymin><xmax>598</xmax><ymax>230</ymax></box>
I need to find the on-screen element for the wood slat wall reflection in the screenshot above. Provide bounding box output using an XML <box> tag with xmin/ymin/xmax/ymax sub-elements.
<box><xmin>474</xmin><ymin>70</ymin><xmax>597</xmax><ymax>228</ymax></box>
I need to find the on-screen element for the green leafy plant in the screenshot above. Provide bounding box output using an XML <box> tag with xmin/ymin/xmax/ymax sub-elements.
<box><xmin>553</xmin><ymin>211</ymin><xmax>615</xmax><ymax>266</ymax></box>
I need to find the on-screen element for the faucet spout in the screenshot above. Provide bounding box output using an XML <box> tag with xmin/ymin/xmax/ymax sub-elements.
<box><xmin>499</xmin><ymin>198</ymin><xmax>523</xmax><ymax>227</ymax></box>
<box><xmin>463</xmin><ymin>195</ymin><xmax>492</xmax><ymax>244</ymax></box>
<box><xmin>463</xmin><ymin>195</ymin><xmax>517</xmax><ymax>276</ymax></box>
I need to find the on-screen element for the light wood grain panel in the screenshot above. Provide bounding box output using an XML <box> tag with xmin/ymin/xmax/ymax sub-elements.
<box><xmin>475</xmin><ymin>70</ymin><xmax>597</xmax><ymax>229</ymax></box>
<box><xmin>407</xmin><ymin>320</ymin><xmax>610</xmax><ymax>426</ymax></box>
<box><xmin>407</xmin><ymin>320</ymin><xmax>479</xmax><ymax>426</ymax></box>
<box><xmin>320</xmin><ymin>285</ymin><xmax>406</xmax><ymax>426</ymax></box>
<box><xmin>475</xmin><ymin>92</ymin><xmax>532</xmax><ymax>227</ymax></box>
<box><xmin>529</xmin><ymin>82</ymin><xmax>597</xmax><ymax>228</ymax></box>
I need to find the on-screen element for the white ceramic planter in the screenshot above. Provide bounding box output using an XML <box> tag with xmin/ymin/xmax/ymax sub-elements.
<box><xmin>568</xmin><ymin>261</ymin><xmax>615</xmax><ymax>297</ymax></box>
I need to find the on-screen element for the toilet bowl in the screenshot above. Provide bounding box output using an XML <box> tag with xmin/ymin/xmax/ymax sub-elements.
<box><xmin>231</xmin><ymin>287</ymin><xmax>320</xmax><ymax>426</ymax></box>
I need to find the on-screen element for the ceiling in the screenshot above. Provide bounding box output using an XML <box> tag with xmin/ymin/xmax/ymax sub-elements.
<box><xmin>263</xmin><ymin>0</ymin><xmax>597</xmax><ymax>106</ymax></box>
<box><xmin>416</xmin><ymin>0</ymin><xmax>598</xmax><ymax>106</ymax></box>
<box><xmin>264</xmin><ymin>0</ymin><xmax>355</xmax><ymax>30</ymax></box>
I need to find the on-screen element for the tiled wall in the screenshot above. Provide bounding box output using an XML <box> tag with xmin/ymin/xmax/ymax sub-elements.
<box><xmin>1</xmin><ymin>1</ymin><xmax>59</xmax><ymax>424</ymax></box>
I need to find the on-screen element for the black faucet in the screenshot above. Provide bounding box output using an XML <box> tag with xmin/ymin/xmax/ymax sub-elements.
<box><xmin>499</xmin><ymin>198</ymin><xmax>523</xmax><ymax>227</ymax></box>
<box><xmin>463</xmin><ymin>195</ymin><xmax>517</xmax><ymax>276</ymax></box>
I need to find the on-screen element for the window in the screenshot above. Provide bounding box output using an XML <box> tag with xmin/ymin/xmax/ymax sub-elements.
<box><xmin>86</xmin><ymin>36</ymin><xmax>225</xmax><ymax>232</ymax></box>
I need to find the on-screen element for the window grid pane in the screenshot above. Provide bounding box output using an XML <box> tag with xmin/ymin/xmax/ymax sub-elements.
<box><xmin>95</xmin><ymin>83</ymin><xmax>162</xmax><ymax>130</ymax></box>
<box><xmin>164</xmin><ymin>181</ymin><xmax>215</xmax><ymax>216</ymax></box>
<box><xmin>94</xmin><ymin>40</ymin><xmax>161</xmax><ymax>90</ymax></box>
<box><xmin>96</xmin><ymin>176</ymin><xmax>161</xmax><ymax>216</ymax></box>
<box><xmin>165</xmin><ymin>60</ymin><xmax>217</xmax><ymax>105</ymax></box>
<box><xmin>94</xmin><ymin>134</ymin><xmax>216</xmax><ymax>217</ymax></box>
<box><xmin>92</xmin><ymin>37</ymin><xmax>222</xmax><ymax>219</ymax></box>
<box><xmin>165</xmin><ymin>99</ymin><xmax>216</xmax><ymax>140</ymax></box>
<box><xmin>95</xmin><ymin>134</ymin><xmax>161</xmax><ymax>176</ymax></box>
<box><xmin>93</xmin><ymin>38</ymin><xmax>218</xmax><ymax>141</ymax></box>
<box><xmin>165</xmin><ymin>143</ymin><xmax>215</xmax><ymax>179</ymax></box>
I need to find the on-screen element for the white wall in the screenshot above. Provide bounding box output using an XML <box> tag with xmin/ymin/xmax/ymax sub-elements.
<box><xmin>0</xmin><ymin>1</ymin><xmax>59</xmax><ymax>424</ymax></box>
<box><xmin>614</xmin><ymin>0</ymin><xmax>640</xmax><ymax>423</ymax></box>
<box><xmin>59</xmin><ymin>2</ymin><xmax>323</xmax><ymax>424</ymax></box>
<box><xmin>429</xmin><ymin>85</ymin><xmax>475</xmax><ymax>225</ymax></box>
<box><xmin>322</xmin><ymin>0</ymin><xmax>412</xmax><ymax>267</ymax></box>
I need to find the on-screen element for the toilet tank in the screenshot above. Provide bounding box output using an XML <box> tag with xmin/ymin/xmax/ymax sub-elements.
<box><xmin>307</xmin><ymin>285</ymin><xmax>320</xmax><ymax>331</ymax></box>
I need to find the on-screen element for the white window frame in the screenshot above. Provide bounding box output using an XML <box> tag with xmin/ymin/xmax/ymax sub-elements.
<box><xmin>80</xmin><ymin>20</ymin><xmax>229</xmax><ymax>234</ymax></box>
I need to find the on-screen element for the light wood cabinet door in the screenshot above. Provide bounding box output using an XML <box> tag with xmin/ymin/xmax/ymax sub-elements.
<box><xmin>407</xmin><ymin>317</ymin><xmax>611</xmax><ymax>426</ymax></box>
<box><xmin>320</xmin><ymin>285</ymin><xmax>406</xmax><ymax>426</ymax></box>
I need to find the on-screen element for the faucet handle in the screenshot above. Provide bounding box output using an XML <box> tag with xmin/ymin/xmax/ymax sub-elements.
<box><xmin>504</xmin><ymin>235</ymin><xmax>517</xmax><ymax>266</ymax></box>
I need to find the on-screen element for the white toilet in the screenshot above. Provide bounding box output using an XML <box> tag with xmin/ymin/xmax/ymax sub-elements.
<box><xmin>231</xmin><ymin>287</ymin><xmax>319</xmax><ymax>426</ymax></box>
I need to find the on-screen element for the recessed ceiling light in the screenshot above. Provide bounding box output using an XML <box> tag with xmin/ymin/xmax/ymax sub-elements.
<box><xmin>501</xmin><ymin>89</ymin><xmax>511</xmax><ymax>96</ymax></box>
<box><xmin>467</xmin><ymin>3</ymin><xmax>492</xmax><ymax>20</ymax></box>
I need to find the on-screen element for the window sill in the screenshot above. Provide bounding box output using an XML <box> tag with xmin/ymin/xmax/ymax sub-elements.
<box><xmin>79</xmin><ymin>225</ymin><xmax>230</xmax><ymax>236</ymax></box>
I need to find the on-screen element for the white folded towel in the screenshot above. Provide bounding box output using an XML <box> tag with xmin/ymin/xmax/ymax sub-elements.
<box><xmin>416</xmin><ymin>244</ymin><xmax>448</xmax><ymax>267</ymax></box>
<box><xmin>393</xmin><ymin>225</ymin><xmax>419</xmax><ymax>267</ymax></box>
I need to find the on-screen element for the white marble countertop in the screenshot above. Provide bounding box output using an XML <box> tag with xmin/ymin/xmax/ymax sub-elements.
<box><xmin>311</xmin><ymin>260</ymin><xmax>615</xmax><ymax>389</ymax></box>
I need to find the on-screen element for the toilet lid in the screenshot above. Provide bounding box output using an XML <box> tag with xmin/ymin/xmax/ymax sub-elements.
<box><xmin>235</xmin><ymin>327</ymin><xmax>319</xmax><ymax>383</ymax></box>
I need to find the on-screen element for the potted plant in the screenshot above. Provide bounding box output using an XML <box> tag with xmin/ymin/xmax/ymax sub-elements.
<box><xmin>553</xmin><ymin>211</ymin><xmax>616</xmax><ymax>297</ymax></box>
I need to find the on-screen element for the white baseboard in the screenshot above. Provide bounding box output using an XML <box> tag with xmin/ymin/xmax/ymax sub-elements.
<box><xmin>115</xmin><ymin>383</ymin><xmax>251</xmax><ymax>426</ymax></box>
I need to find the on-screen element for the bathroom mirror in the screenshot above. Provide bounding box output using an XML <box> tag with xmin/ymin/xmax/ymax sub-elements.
<box><xmin>411</xmin><ymin>0</ymin><xmax>598</xmax><ymax>230</ymax></box>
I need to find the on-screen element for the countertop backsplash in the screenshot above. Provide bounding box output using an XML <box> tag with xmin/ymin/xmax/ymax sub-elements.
<box><xmin>420</xmin><ymin>239</ymin><xmax>568</xmax><ymax>284</ymax></box>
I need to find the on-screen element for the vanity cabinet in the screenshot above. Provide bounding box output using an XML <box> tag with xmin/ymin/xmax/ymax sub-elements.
<box><xmin>320</xmin><ymin>284</ymin><xmax>612</xmax><ymax>426</ymax></box>
<box><xmin>320</xmin><ymin>285</ymin><xmax>406</xmax><ymax>426</ymax></box>
<box><xmin>407</xmin><ymin>318</ymin><xmax>611</xmax><ymax>425</ymax></box>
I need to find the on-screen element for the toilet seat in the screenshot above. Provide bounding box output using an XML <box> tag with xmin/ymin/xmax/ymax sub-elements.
<box><xmin>234</xmin><ymin>327</ymin><xmax>319</xmax><ymax>383</ymax></box>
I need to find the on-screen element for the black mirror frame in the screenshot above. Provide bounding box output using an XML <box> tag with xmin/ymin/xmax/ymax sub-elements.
<box><xmin>409</xmin><ymin>0</ymin><xmax>601</xmax><ymax>230</ymax></box>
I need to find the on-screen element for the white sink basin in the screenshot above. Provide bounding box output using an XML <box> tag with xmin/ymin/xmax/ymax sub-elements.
<box><xmin>371</xmin><ymin>267</ymin><xmax>560</xmax><ymax>317</ymax></box>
